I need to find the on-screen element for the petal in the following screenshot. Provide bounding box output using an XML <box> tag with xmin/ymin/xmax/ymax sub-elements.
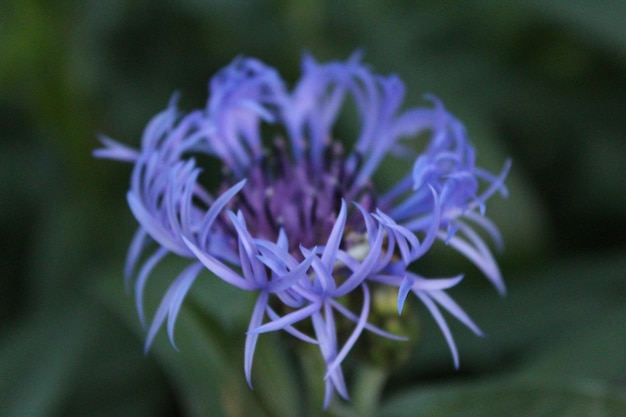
<box><xmin>428</xmin><ymin>290</ymin><xmax>482</xmax><ymax>336</ymax></box>
<box><xmin>410</xmin><ymin>273</ymin><xmax>464</xmax><ymax>291</ymax></box>
<box><xmin>312</xmin><ymin>308</ymin><xmax>349</xmax><ymax>405</ymax></box>
<box><xmin>124</xmin><ymin>227</ymin><xmax>149</xmax><ymax>285</ymax></box>
<box><xmin>472</xmin><ymin>158</ymin><xmax>512</xmax><ymax>206</ymax></box>
<box><xmin>144</xmin><ymin>262</ymin><xmax>202</xmax><ymax>352</ymax></box>
<box><xmin>266</xmin><ymin>250</ymin><xmax>315</xmax><ymax>293</ymax></box>
<box><xmin>415</xmin><ymin>291</ymin><xmax>460</xmax><ymax>369</ymax></box>
<box><xmin>444</xmin><ymin>223</ymin><xmax>505</xmax><ymax>294</ymax></box>
<box><xmin>397</xmin><ymin>275</ymin><xmax>413</xmax><ymax>314</ymax></box>
<box><xmin>255</xmin><ymin>238</ymin><xmax>300</xmax><ymax>270</ymax></box>
<box><xmin>321</xmin><ymin>200</ymin><xmax>347</xmax><ymax>269</ymax></box>
<box><xmin>247</xmin><ymin>301</ymin><xmax>321</xmax><ymax>334</ymax></box>
<box><xmin>335</xmin><ymin>224</ymin><xmax>384</xmax><ymax>296</ymax></box>
<box><xmin>352</xmin><ymin>202</ymin><xmax>378</xmax><ymax>245</ymax></box>
<box><xmin>463</xmin><ymin>211</ymin><xmax>504</xmax><ymax>252</ymax></box>
<box><xmin>93</xmin><ymin>134</ymin><xmax>139</xmax><ymax>162</ymax></box>
<box><xmin>127</xmin><ymin>191</ymin><xmax>189</xmax><ymax>256</ymax></box>
<box><xmin>229</xmin><ymin>211</ymin><xmax>267</xmax><ymax>286</ymax></box>
<box><xmin>310</xmin><ymin>255</ymin><xmax>336</xmax><ymax>294</ymax></box>
<box><xmin>183</xmin><ymin>236</ymin><xmax>257</xmax><ymax>291</ymax></box>
<box><xmin>266</xmin><ymin>306</ymin><xmax>318</xmax><ymax>344</ymax></box>
<box><xmin>245</xmin><ymin>291</ymin><xmax>269</xmax><ymax>387</ymax></box>
<box><xmin>141</xmin><ymin>94</ymin><xmax>179</xmax><ymax>149</ymax></box>
<box><xmin>325</xmin><ymin>284</ymin><xmax>370</xmax><ymax>378</ymax></box>
<box><xmin>198</xmin><ymin>179</ymin><xmax>246</xmax><ymax>246</ymax></box>
<box><xmin>166</xmin><ymin>263</ymin><xmax>204</xmax><ymax>349</ymax></box>
<box><xmin>135</xmin><ymin>247</ymin><xmax>168</xmax><ymax>328</ymax></box>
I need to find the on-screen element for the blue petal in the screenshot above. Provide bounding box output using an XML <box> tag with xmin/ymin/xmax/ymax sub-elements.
<box><xmin>397</xmin><ymin>275</ymin><xmax>413</xmax><ymax>314</ymax></box>
<box><xmin>415</xmin><ymin>291</ymin><xmax>460</xmax><ymax>369</ymax></box>
<box><xmin>247</xmin><ymin>302</ymin><xmax>321</xmax><ymax>334</ymax></box>
<box><xmin>335</xmin><ymin>224</ymin><xmax>384</xmax><ymax>296</ymax></box>
<box><xmin>325</xmin><ymin>284</ymin><xmax>370</xmax><ymax>378</ymax></box>
<box><xmin>198</xmin><ymin>179</ymin><xmax>246</xmax><ymax>246</ymax></box>
<box><xmin>183</xmin><ymin>236</ymin><xmax>257</xmax><ymax>291</ymax></box>
<box><xmin>93</xmin><ymin>134</ymin><xmax>139</xmax><ymax>162</ymax></box>
<box><xmin>244</xmin><ymin>291</ymin><xmax>269</xmax><ymax>387</ymax></box>
<box><xmin>428</xmin><ymin>290</ymin><xmax>483</xmax><ymax>336</ymax></box>
<box><xmin>166</xmin><ymin>263</ymin><xmax>203</xmax><ymax>349</ymax></box>
<box><xmin>321</xmin><ymin>200</ymin><xmax>347</xmax><ymax>269</ymax></box>
<box><xmin>266</xmin><ymin>306</ymin><xmax>318</xmax><ymax>344</ymax></box>
<box><xmin>124</xmin><ymin>227</ymin><xmax>148</xmax><ymax>285</ymax></box>
<box><xmin>266</xmin><ymin>250</ymin><xmax>315</xmax><ymax>293</ymax></box>
<box><xmin>127</xmin><ymin>192</ymin><xmax>189</xmax><ymax>256</ymax></box>
<box><xmin>144</xmin><ymin>262</ymin><xmax>202</xmax><ymax>353</ymax></box>
<box><xmin>135</xmin><ymin>247</ymin><xmax>168</xmax><ymax>328</ymax></box>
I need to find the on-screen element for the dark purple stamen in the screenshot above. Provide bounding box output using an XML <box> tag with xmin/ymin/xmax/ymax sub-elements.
<box><xmin>219</xmin><ymin>139</ymin><xmax>377</xmax><ymax>256</ymax></box>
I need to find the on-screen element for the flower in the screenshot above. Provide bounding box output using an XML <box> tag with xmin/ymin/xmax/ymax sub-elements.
<box><xmin>95</xmin><ymin>52</ymin><xmax>510</xmax><ymax>408</ymax></box>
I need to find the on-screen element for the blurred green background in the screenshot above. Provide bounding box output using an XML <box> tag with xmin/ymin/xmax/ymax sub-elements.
<box><xmin>1</xmin><ymin>1</ymin><xmax>625</xmax><ymax>416</ymax></box>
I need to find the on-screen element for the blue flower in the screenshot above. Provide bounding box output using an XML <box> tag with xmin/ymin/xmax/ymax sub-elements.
<box><xmin>95</xmin><ymin>53</ymin><xmax>510</xmax><ymax>408</ymax></box>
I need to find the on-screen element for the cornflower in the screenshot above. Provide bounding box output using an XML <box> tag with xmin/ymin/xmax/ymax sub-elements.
<box><xmin>95</xmin><ymin>53</ymin><xmax>510</xmax><ymax>408</ymax></box>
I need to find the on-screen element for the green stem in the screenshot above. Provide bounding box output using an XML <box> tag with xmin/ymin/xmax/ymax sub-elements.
<box><xmin>353</xmin><ymin>364</ymin><xmax>388</xmax><ymax>417</ymax></box>
<box><xmin>326</xmin><ymin>363</ymin><xmax>388</xmax><ymax>417</ymax></box>
<box><xmin>297</xmin><ymin>344</ymin><xmax>389</xmax><ymax>417</ymax></box>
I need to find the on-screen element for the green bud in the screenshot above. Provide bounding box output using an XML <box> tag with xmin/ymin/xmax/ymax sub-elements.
<box><xmin>359</xmin><ymin>284</ymin><xmax>420</xmax><ymax>370</ymax></box>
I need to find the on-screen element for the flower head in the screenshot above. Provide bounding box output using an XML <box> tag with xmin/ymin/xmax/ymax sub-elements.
<box><xmin>95</xmin><ymin>53</ymin><xmax>510</xmax><ymax>408</ymax></box>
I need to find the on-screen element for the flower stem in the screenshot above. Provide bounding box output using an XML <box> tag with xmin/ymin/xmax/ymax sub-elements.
<box><xmin>326</xmin><ymin>363</ymin><xmax>388</xmax><ymax>417</ymax></box>
<box><xmin>352</xmin><ymin>364</ymin><xmax>388</xmax><ymax>417</ymax></box>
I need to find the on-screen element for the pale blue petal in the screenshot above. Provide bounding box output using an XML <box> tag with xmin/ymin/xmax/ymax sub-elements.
<box><xmin>166</xmin><ymin>263</ymin><xmax>203</xmax><ymax>350</ymax></box>
<box><xmin>124</xmin><ymin>227</ymin><xmax>149</xmax><ymax>285</ymax></box>
<box><xmin>266</xmin><ymin>306</ymin><xmax>318</xmax><ymax>344</ymax></box>
<box><xmin>93</xmin><ymin>134</ymin><xmax>139</xmax><ymax>162</ymax></box>
<box><xmin>397</xmin><ymin>275</ymin><xmax>413</xmax><ymax>314</ymax></box>
<box><xmin>415</xmin><ymin>291</ymin><xmax>459</xmax><ymax>369</ymax></box>
<box><xmin>335</xmin><ymin>225</ymin><xmax>384</xmax><ymax>295</ymax></box>
<box><xmin>245</xmin><ymin>291</ymin><xmax>269</xmax><ymax>387</ymax></box>
<box><xmin>127</xmin><ymin>191</ymin><xmax>188</xmax><ymax>256</ymax></box>
<box><xmin>248</xmin><ymin>302</ymin><xmax>321</xmax><ymax>334</ymax></box>
<box><xmin>183</xmin><ymin>236</ymin><xmax>256</xmax><ymax>291</ymax></box>
<box><xmin>144</xmin><ymin>262</ymin><xmax>201</xmax><ymax>353</ymax></box>
<box><xmin>321</xmin><ymin>200</ymin><xmax>347</xmax><ymax>269</ymax></box>
<box><xmin>410</xmin><ymin>274</ymin><xmax>464</xmax><ymax>291</ymax></box>
<box><xmin>135</xmin><ymin>247</ymin><xmax>168</xmax><ymax>328</ymax></box>
<box><xmin>429</xmin><ymin>290</ymin><xmax>483</xmax><ymax>336</ymax></box>
<box><xmin>325</xmin><ymin>284</ymin><xmax>370</xmax><ymax>378</ymax></box>
<box><xmin>267</xmin><ymin>251</ymin><xmax>315</xmax><ymax>293</ymax></box>
<box><xmin>198</xmin><ymin>179</ymin><xmax>246</xmax><ymax>245</ymax></box>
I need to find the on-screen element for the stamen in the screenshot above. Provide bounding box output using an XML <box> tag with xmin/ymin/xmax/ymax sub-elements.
<box><xmin>216</xmin><ymin>139</ymin><xmax>378</xmax><ymax>257</ymax></box>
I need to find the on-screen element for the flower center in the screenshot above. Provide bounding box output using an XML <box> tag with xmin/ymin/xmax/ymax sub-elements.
<box><xmin>219</xmin><ymin>139</ymin><xmax>377</xmax><ymax>257</ymax></box>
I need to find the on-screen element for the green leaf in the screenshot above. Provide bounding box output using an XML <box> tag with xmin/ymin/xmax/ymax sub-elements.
<box><xmin>381</xmin><ymin>378</ymin><xmax>626</xmax><ymax>417</ymax></box>
<box><xmin>0</xmin><ymin>298</ymin><xmax>171</xmax><ymax>417</ymax></box>
<box><xmin>187</xmin><ymin>257</ymin><xmax>310</xmax><ymax>416</ymax></box>
<box><xmin>58</xmin><ymin>303</ymin><xmax>173</xmax><ymax>417</ymax></box>
<box><xmin>93</xmin><ymin>267</ymin><xmax>230</xmax><ymax>417</ymax></box>
<box><xmin>186</xmin><ymin>269</ymin><xmax>254</xmax><ymax>332</ymax></box>
<box><xmin>249</xmin><ymin>333</ymin><xmax>304</xmax><ymax>417</ymax></box>
<box><xmin>523</xmin><ymin>0</ymin><xmax>626</xmax><ymax>60</ymax></box>
<box><xmin>93</xmin><ymin>261</ymin><xmax>303</xmax><ymax>417</ymax></box>
<box><xmin>392</xmin><ymin>252</ymin><xmax>626</xmax><ymax>381</ymax></box>
<box><xmin>462</xmin><ymin>252</ymin><xmax>626</xmax><ymax>366</ymax></box>
<box><xmin>521</xmin><ymin>303</ymin><xmax>626</xmax><ymax>383</ymax></box>
<box><xmin>0</xmin><ymin>307</ymin><xmax>90</xmax><ymax>417</ymax></box>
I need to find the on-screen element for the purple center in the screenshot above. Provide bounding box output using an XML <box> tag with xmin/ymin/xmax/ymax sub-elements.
<box><xmin>219</xmin><ymin>139</ymin><xmax>377</xmax><ymax>257</ymax></box>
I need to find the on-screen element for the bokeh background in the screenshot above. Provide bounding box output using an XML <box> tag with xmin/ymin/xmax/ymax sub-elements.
<box><xmin>1</xmin><ymin>1</ymin><xmax>625</xmax><ymax>416</ymax></box>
